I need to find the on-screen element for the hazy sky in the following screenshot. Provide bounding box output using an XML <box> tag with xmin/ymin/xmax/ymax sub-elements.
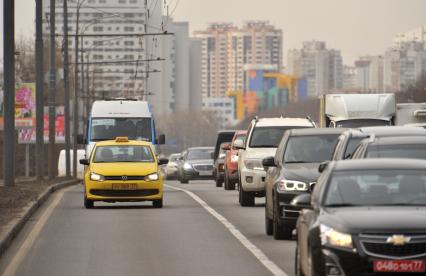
<box><xmin>1</xmin><ymin>0</ymin><xmax>426</xmax><ymax>66</ymax></box>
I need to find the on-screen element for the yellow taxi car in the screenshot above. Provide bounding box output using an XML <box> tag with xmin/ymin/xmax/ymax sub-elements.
<box><xmin>79</xmin><ymin>137</ymin><xmax>168</xmax><ymax>209</ymax></box>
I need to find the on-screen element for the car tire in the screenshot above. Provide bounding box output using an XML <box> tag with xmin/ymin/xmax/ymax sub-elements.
<box><xmin>265</xmin><ymin>199</ymin><xmax>273</xmax><ymax>235</ymax></box>
<box><xmin>224</xmin><ymin>170</ymin><xmax>234</xmax><ymax>190</ymax></box>
<box><xmin>180</xmin><ymin>178</ymin><xmax>189</xmax><ymax>184</ymax></box>
<box><xmin>153</xmin><ymin>199</ymin><xmax>163</xmax><ymax>208</ymax></box>
<box><xmin>273</xmin><ymin>201</ymin><xmax>292</xmax><ymax>240</ymax></box>
<box><xmin>215</xmin><ymin>176</ymin><xmax>223</xmax><ymax>187</ymax></box>
<box><xmin>239</xmin><ymin>186</ymin><xmax>255</xmax><ymax>207</ymax></box>
<box><xmin>295</xmin><ymin>246</ymin><xmax>305</xmax><ymax>276</ymax></box>
<box><xmin>84</xmin><ymin>196</ymin><xmax>94</xmax><ymax>209</ymax></box>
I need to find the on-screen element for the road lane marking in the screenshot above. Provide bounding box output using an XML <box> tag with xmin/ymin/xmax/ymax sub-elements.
<box><xmin>2</xmin><ymin>186</ymin><xmax>72</xmax><ymax>276</ymax></box>
<box><xmin>165</xmin><ymin>184</ymin><xmax>288</xmax><ymax>276</ymax></box>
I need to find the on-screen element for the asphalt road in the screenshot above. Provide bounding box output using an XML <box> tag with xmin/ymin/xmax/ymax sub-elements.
<box><xmin>0</xmin><ymin>180</ymin><xmax>296</xmax><ymax>276</ymax></box>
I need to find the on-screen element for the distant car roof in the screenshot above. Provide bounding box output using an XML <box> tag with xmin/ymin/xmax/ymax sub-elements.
<box><xmin>369</xmin><ymin>136</ymin><xmax>426</xmax><ymax>146</ymax></box>
<box><xmin>333</xmin><ymin>158</ymin><xmax>426</xmax><ymax>171</ymax></box>
<box><xmin>235</xmin><ymin>130</ymin><xmax>247</xmax><ymax>135</ymax></box>
<box><xmin>359</xmin><ymin>126</ymin><xmax>426</xmax><ymax>136</ymax></box>
<box><xmin>254</xmin><ymin>117</ymin><xmax>314</xmax><ymax>127</ymax></box>
<box><xmin>94</xmin><ymin>140</ymin><xmax>153</xmax><ymax>147</ymax></box>
<box><xmin>289</xmin><ymin>128</ymin><xmax>347</xmax><ymax>136</ymax></box>
<box><xmin>188</xmin><ymin>147</ymin><xmax>214</xmax><ymax>151</ymax></box>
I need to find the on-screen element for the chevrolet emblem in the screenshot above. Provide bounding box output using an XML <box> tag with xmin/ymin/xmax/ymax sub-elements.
<box><xmin>386</xmin><ymin>235</ymin><xmax>411</xmax><ymax>246</ymax></box>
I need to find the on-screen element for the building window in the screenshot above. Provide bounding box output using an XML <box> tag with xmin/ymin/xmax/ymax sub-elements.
<box><xmin>99</xmin><ymin>0</ymin><xmax>106</xmax><ymax>3</ymax></box>
<box><xmin>124</xmin><ymin>41</ymin><xmax>134</xmax><ymax>46</ymax></box>
<box><xmin>130</xmin><ymin>0</ymin><xmax>137</xmax><ymax>3</ymax></box>
<box><xmin>119</xmin><ymin>0</ymin><xmax>126</xmax><ymax>3</ymax></box>
<box><xmin>124</xmin><ymin>26</ymin><xmax>134</xmax><ymax>32</ymax></box>
<box><xmin>93</xmin><ymin>26</ymin><xmax>103</xmax><ymax>32</ymax></box>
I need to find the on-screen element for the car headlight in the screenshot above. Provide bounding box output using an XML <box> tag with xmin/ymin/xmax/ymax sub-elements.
<box><xmin>145</xmin><ymin>172</ymin><xmax>159</xmax><ymax>181</ymax></box>
<box><xmin>231</xmin><ymin>154</ymin><xmax>239</xmax><ymax>162</ymax></box>
<box><xmin>183</xmin><ymin>163</ymin><xmax>193</xmax><ymax>170</ymax></box>
<box><xmin>90</xmin><ymin>172</ymin><xmax>105</xmax><ymax>182</ymax></box>
<box><xmin>276</xmin><ymin>180</ymin><xmax>308</xmax><ymax>192</ymax></box>
<box><xmin>320</xmin><ymin>224</ymin><xmax>353</xmax><ymax>249</ymax></box>
<box><xmin>244</xmin><ymin>159</ymin><xmax>263</xmax><ymax>170</ymax></box>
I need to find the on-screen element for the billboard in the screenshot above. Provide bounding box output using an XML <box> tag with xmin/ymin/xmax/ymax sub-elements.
<box><xmin>0</xmin><ymin>83</ymin><xmax>36</xmax><ymax>129</ymax></box>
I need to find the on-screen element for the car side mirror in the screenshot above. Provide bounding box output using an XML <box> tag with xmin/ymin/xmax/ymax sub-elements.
<box><xmin>156</xmin><ymin>134</ymin><xmax>166</xmax><ymax>145</ymax></box>
<box><xmin>77</xmin><ymin>134</ymin><xmax>85</xmax><ymax>145</ymax></box>
<box><xmin>158</xmin><ymin>158</ymin><xmax>169</xmax><ymax>165</ymax></box>
<box><xmin>262</xmin><ymin>156</ymin><xmax>276</xmax><ymax>167</ymax></box>
<box><xmin>233</xmin><ymin>139</ymin><xmax>245</xmax><ymax>150</ymax></box>
<box><xmin>318</xmin><ymin>161</ymin><xmax>329</xmax><ymax>173</ymax></box>
<box><xmin>221</xmin><ymin>143</ymin><xmax>231</xmax><ymax>151</ymax></box>
<box><xmin>290</xmin><ymin>193</ymin><xmax>312</xmax><ymax>209</ymax></box>
<box><xmin>79</xmin><ymin>159</ymin><xmax>90</xmax><ymax>166</ymax></box>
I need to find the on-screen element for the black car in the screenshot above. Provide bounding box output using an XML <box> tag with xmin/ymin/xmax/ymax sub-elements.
<box><xmin>263</xmin><ymin>128</ymin><xmax>345</xmax><ymax>240</ymax></box>
<box><xmin>177</xmin><ymin>147</ymin><xmax>214</xmax><ymax>184</ymax></box>
<box><xmin>294</xmin><ymin>159</ymin><xmax>426</xmax><ymax>276</ymax></box>
<box><xmin>331</xmin><ymin>126</ymin><xmax>426</xmax><ymax>161</ymax></box>
<box><xmin>352</xmin><ymin>135</ymin><xmax>426</xmax><ymax>160</ymax></box>
<box><xmin>212</xmin><ymin>130</ymin><xmax>236</xmax><ymax>187</ymax></box>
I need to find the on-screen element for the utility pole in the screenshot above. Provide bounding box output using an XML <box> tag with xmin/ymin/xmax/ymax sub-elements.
<box><xmin>80</xmin><ymin>40</ymin><xmax>85</xmax><ymax>123</ymax></box>
<box><xmin>63</xmin><ymin>0</ymin><xmax>71</xmax><ymax>177</ymax></box>
<box><xmin>73</xmin><ymin>2</ymin><xmax>80</xmax><ymax>178</ymax></box>
<box><xmin>48</xmin><ymin>0</ymin><xmax>57</xmax><ymax>179</ymax></box>
<box><xmin>35</xmin><ymin>0</ymin><xmax>45</xmax><ymax>181</ymax></box>
<box><xmin>85</xmin><ymin>54</ymin><xmax>90</xmax><ymax>119</ymax></box>
<box><xmin>3</xmin><ymin>0</ymin><xmax>15</xmax><ymax>186</ymax></box>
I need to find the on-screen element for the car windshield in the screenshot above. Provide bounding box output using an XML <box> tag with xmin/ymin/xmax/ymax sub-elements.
<box><xmin>366</xmin><ymin>144</ymin><xmax>426</xmax><ymax>159</ymax></box>
<box><xmin>93</xmin><ymin>145</ymin><xmax>154</xmax><ymax>163</ymax></box>
<box><xmin>284</xmin><ymin>134</ymin><xmax>339</xmax><ymax>163</ymax></box>
<box><xmin>187</xmin><ymin>149</ymin><xmax>213</xmax><ymax>160</ymax></box>
<box><xmin>336</xmin><ymin>119</ymin><xmax>390</xmax><ymax>128</ymax></box>
<box><xmin>91</xmin><ymin>118</ymin><xmax>152</xmax><ymax>142</ymax></box>
<box><xmin>249</xmin><ymin>126</ymin><xmax>306</xmax><ymax>148</ymax></box>
<box><xmin>324</xmin><ymin>170</ymin><xmax>426</xmax><ymax>206</ymax></box>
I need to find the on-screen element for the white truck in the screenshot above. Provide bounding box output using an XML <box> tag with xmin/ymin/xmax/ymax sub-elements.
<box><xmin>396</xmin><ymin>103</ymin><xmax>426</xmax><ymax>128</ymax></box>
<box><xmin>320</xmin><ymin>93</ymin><xmax>396</xmax><ymax>128</ymax></box>
<box><xmin>83</xmin><ymin>99</ymin><xmax>164</xmax><ymax>158</ymax></box>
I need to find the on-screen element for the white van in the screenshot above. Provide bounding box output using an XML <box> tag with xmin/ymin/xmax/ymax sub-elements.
<box><xmin>83</xmin><ymin>99</ymin><xmax>164</xmax><ymax>158</ymax></box>
<box><xmin>57</xmin><ymin>149</ymin><xmax>86</xmax><ymax>179</ymax></box>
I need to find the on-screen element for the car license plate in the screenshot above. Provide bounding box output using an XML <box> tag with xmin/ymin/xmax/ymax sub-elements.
<box><xmin>199</xmin><ymin>171</ymin><xmax>212</xmax><ymax>176</ymax></box>
<box><xmin>112</xmin><ymin>183</ymin><xmax>137</xmax><ymax>190</ymax></box>
<box><xmin>374</xmin><ymin>260</ymin><xmax>425</xmax><ymax>273</ymax></box>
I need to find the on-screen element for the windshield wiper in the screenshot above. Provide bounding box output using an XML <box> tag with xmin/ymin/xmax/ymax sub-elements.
<box><xmin>285</xmin><ymin>161</ymin><xmax>309</xmax><ymax>163</ymax></box>
<box><xmin>251</xmin><ymin>145</ymin><xmax>276</xmax><ymax>148</ymax></box>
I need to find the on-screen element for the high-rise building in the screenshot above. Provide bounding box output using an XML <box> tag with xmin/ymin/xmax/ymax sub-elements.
<box><xmin>194</xmin><ymin>23</ymin><xmax>236</xmax><ymax>98</ymax></box>
<box><xmin>42</xmin><ymin>0</ymin><xmax>171</xmax><ymax>116</ymax></box>
<box><xmin>194</xmin><ymin>21</ymin><xmax>283</xmax><ymax>98</ymax></box>
<box><xmin>287</xmin><ymin>41</ymin><xmax>343</xmax><ymax>96</ymax></box>
<box><xmin>393</xmin><ymin>25</ymin><xmax>426</xmax><ymax>47</ymax></box>
<box><xmin>384</xmin><ymin>41</ymin><xmax>426</xmax><ymax>92</ymax></box>
<box><xmin>227</xmin><ymin>21</ymin><xmax>283</xmax><ymax>93</ymax></box>
<box><xmin>353</xmin><ymin>56</ymin><xmax>384</xmax><ymax>93</ymax></box>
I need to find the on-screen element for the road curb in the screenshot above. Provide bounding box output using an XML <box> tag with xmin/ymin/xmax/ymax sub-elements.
<box><xmin>0</xmin><ymin>179</ymin><xmax>80</xmax><ymax>258</ymax></box>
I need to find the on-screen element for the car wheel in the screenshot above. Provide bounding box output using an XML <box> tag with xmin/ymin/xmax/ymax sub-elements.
<box><xmin>224</xmin><ymin>170</ymin><xmax>233</xmax><ymax>190</ymax></box>
<box><xmin>180</xmin><ymin>177</ymin><xmax>189</xmax><ymax>184</ymax></box>
<box><xmin>265</xmin><ymin>198</ymin><xmax>273</xmax><ymax>235</ymax></box>
<box><xmin>295</xmin><ymin>245</ymin><xmax>305</xmax><ymax>276</ymax></box>
<box><xmin>215</xmin><ymin>176</ymin><xmax>223</xmax><ymax>187</ymax></box>
<box><xmin>273</xmin><ymin>201</ymin><xmax>292</xmax><ymax>240</ymax></box>
<box><xmin>239</xmin><ymin>186</ymin><xmax>255</xmax><ymax>207</ymax></box>
<box><xmin>84</xmin><ymin>196</ymin><xmax>94</xmax><ymax>209</ymax></box>
<box><xmin>152</xmin><ymin>198</ymin><xmax>163</xmax><ymax>208</ymax></box>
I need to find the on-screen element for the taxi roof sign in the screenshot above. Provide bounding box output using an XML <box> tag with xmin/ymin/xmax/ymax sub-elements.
<box><xmin>115</xmin><ymin>137</ymin><xmax>129</xmax><ymax>142</ymax></box>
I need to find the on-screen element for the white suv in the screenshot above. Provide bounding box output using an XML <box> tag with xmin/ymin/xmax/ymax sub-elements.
<box><xmin>235</xmin><ymin>117</ymin><xmax>315</xmax><ymax>206</ymax></box>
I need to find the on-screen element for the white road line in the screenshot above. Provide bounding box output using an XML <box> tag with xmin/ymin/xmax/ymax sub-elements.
<box><xmin>2</xmin><ymin>187</ymin><xmax>71</xmax><ymax>276</ymax></box>
<box><xmin>165</xmin><ymin>184</ymin><xmax>288</xmax><ymax>276</ymax></box>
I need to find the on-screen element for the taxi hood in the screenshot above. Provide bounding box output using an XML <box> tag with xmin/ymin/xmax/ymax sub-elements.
<box><xmin>90</xmin><ymin>162</ymin><xmax>158</xmax><ymax>176</ymax></box>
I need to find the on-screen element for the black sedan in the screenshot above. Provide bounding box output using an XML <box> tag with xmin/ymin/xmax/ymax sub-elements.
<box><xmin>294</xmin><ymin>159</ymin><xmax>426</xmax><ymax>276</ymax></box>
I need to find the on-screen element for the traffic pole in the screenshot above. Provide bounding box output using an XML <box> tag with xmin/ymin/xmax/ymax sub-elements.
<box><xmin>63</xmin><ymin>0</ymin><xmax>71</xmax><ymax>177</ymax></box>
<box><xmin>48</xmin><ymin>0</ymin><xmax>57</xmax><ymax>180</ymax></box>
<box><xmin>3</xmin><ymin>0</ymin><xmax>15</xmax><ymax>186</ymax></box>
<box><xmin>35</xmin><ymin>0</ymin><xmax>45</xmax><ymax>181</ymax></box>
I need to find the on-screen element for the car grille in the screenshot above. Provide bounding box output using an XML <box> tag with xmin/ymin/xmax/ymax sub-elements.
<box><xmin>360</xmin><ymin>234</ymin><xmax>426</xmax><ymax>258</ymax></box>
<box><xmin>90</xmin><ymin>189</ymin><xmax>159</xmax><ymax>197</ymax></box>
<box><xmin>193</xmin><ymin>165</ymin><xmax>213</xmax><ymax>171</ymax></box>
<box><xmin>104</xmin><ymin>176</ymin><xmax>146</xmax><ymax>181</ymax></box>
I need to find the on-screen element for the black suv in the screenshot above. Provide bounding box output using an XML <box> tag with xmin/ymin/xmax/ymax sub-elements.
<box><xmin>263</xmin><ymin>128</ymin><xmax>345</xmax><ymax>240</ymax></box>
<box><xmin>294</xmin><ymin>159</ymin><xmax>426</xmax><ymax>276</ymax></box>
